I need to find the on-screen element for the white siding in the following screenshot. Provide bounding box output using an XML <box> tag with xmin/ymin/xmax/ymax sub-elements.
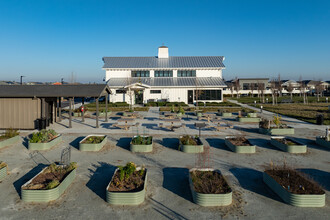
<box><xmin>106</xmin><ymin>70</ymin><xmax>131</xmax><ymax>80</ymax></box>
<box><xmin>196</xmin><ymin>69</ymin><xmax>222</xmax><ymax>78</ymax></box>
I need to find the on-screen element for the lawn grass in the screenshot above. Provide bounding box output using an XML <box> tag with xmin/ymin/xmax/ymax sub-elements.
<box><xmin>228</xmin><ymin>96</ymin><xmax>329</xmax><ymax>104</ymax></box>
<box><xmin>260</xmin><ymin>103</ymin><xmax>330</xmax><ymax>125</ymax></box>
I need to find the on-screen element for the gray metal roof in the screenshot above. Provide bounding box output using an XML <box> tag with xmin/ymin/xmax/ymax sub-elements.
<box><xmin>102</xmin><ymin>56</ymin><xmax>225</xmax><ymax>69</ymax></box>
<box><xmin>107</xmin><ymin>77</ymin><xmax>227</xmax><ymax>88</ymax></box>
<box><xmin>0</xmin><ymin>84</ymin><xmax>111</xmax><ymax>98</ymax></box>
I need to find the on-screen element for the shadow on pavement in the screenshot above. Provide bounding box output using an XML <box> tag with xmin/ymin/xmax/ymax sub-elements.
<box><xmin>69</xmin><ymin>136</ymin><xmax>85</xmax><ymax>150</ymax></box>
<box><xmin>116</xmin><ymin>137</ymin><xmax>132</xmax><ymax>151</ymax></box>
<box><xmin>298</xmin><ymin>168</ymin><xmax>330</xmax><ymax>191</ymax></box>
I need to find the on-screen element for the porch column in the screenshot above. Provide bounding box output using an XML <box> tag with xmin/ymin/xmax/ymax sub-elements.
<box><xmin>82</xmin><ymin>97</ymin><xmax>85</xmax><ymax>122</ymax></box>
<box><xmin>59</xmin><ymin>97</ymin><xmax>62</xmax><ymax>122</ymax></box>
<box><xmin>105</xmin><ymin>95</ymin><xmax>108</xmax><ymax>122</ymax></box>
<box><xmin>69</xmin><ymin>97</ymin><xmax>72</xmax><ymax>128</ymax></box>
<box><xmin>96</xmin><ymin>97</ymin><xmax>99</xmax><ymax>128</ymax></box>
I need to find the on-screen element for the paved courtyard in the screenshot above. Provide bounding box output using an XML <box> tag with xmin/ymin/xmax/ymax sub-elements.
<box><xmin>0</xmin><ymin>109</ymin><xmax>329</xmax><ymax>219</ymax></box>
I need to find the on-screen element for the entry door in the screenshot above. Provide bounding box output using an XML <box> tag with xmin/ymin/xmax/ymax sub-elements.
<box><xmin>188</xmin><ymin>90</ymin><xmax>193</xmax><ymax>104</ymax></box>
<box><xmin>135</xmin><ymin>91</ymin><xmax>144</xmax><ymax>104</ymax></box>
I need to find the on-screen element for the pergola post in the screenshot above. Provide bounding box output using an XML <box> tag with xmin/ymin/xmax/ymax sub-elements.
<box><xmin>105</xmin><ymin>95</ymin><xmax>108</xmax><ymax>122</ymax></box>
<box><xmin>41</xmin><ymin>98</ymin><xmax>45</xmax><ymax>118</ymax></box>
<box><xmin>69</xmin><ymin>97</ymin><xmax>72</xmax><ymax>128</ymax></box>
<box><xmin>82</xmin><ymin>97</ymin><xmax>85</xmax><ymax>122</ymax></box>
<box><xmin>59</xmin><ymin>97</ymin><xmax>62</xmax><ymax>122</ymax></box>
<box><xmin>96</xmin><ymin>97</ymin><xmax>99</xmax><ymax>128</ymax></box>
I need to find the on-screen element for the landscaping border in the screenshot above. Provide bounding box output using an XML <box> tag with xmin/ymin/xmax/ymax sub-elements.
<box><xmin>0</xmin><ymin>165</ymin><xmax>7</xmax><ymax>181</ymax></box>
<box><xmin>225</xmin><ymin>137</ymin><xmax>256</xmax><ymax>153</ymax></box>
<box><xmin>28</xmin><ymin>135</ymin><xmax>63</xmax><ymax>151</ymax></box>
<box><xmin>21</xmin><ymin>167</ymin><xmax>76</xmax><ymax>202</ymax></box>
<box><xmin>106</xmin><ymin>167</ymin><xmax>147</xmax><ymax>205</ymax></box>
<box><xmin>270</xmin><ymin>137</ymin><xmax>307</xmax><ymax>153</ymax></box>
<box><xmin>189</xmin><ymin>168</ymin><xmax>232</xmax><ymax>206</ymax></box>
<box><xmin>0</xmin><ymin>135</ymin><xmax>20</xmax><ymax>149</ymax></box>
<box><xmin>179</xmin><ymin>137</ymin><xmax>204</xmax><ymax>153</ymax></box>
<box><xmin>263</xmin><ymin>172</ymin><xmax>325</xmax><ymax>207</ymax></box>
<box><xmin>79</xmin><ymin>135</ymin><xmax>107</xmax><ymax>151</ymax></box>
<box><xmin>259</xmin><ymin>127</ymin><xmax>295</xmax><ymax>135</ymax></box>
<box><xmin>315</xmin><ymin>136</ymin><xmax>330</xmax><ymax>149</ymax></box>
<box><xmin>238</xmin><ymin>117</ymin><xmax>260</xmax><ymax>123</ymax></box>
<box><xmin>130</xmin><ymin>136</ymin><xmax>153</xmax><ymax>153</ymax></box>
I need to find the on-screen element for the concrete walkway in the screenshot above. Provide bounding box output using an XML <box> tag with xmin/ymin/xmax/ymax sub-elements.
<box><xmin>228</xmin><ymin>99</ymin><xmax>328</xmax><ymax>131</ymax></box>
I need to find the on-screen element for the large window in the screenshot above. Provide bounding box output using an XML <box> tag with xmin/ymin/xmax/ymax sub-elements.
<box><xmin>154</xmin><ymin>70</ymin><xmax>173</xmax><ymax>77</ymax></box>
<box><xmin>132</xmin><ymin>71</ymin><xmax>150</xmax><ymax>77</ymax></box>
<box><xmin>196</xmin><ymin>90</ymin><xmax>222</xmax><ymax>100</ymax></box>
<box><xmin>178</xmin><ymin>70</ymin><xmax>196</xmax><ymax>77</ymax></box>
<box><xmin>150</xmin><ymin>90</ymin><xmax>161</xmax><ymax>94</ymax></box>
<box><xmin>116</xmin><ymin>89</ymin><xmax>126</xmax><ymax>94</ymax></box>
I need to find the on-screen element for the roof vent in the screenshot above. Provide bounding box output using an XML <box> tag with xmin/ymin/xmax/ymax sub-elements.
<box><xmin>158</xmin><ymin>46</ymin><xmax>169</xmax><ymax>58</ymax></box>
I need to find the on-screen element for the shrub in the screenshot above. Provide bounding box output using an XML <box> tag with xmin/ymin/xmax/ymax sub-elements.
<box><xmin>178</xmin><ymin>106</ymin><xmax>185</xmax><ymax>114</ymax></box>
<box><xmin>0</xmin><ymin>161</ymin><xmax>7</xmax><ymax>169</ymax></box>
<box><xmin>46</xmin><ymin>180</ymin><xmax>60</xmax><ymax>189</ymax></box>
<box><xmin>273</xmin><ymin>114</ymin><xmax>282</xmax><ymax>128</ymax></box>
<box><xmin>83</xmin><ymin>136</ymin><xmax>105</xmax><ymax>144</ymax></box>
<box><xmin>180</xmin><ymin>135</ymin><xmax>198</xmax><ymax>145</ymax></box>
<box><xmin>132</xmin><ymin>136</ymin><xmax>152</xmax><ymax>145</ymax></box>
<box><xmin>0</xmin><ymin>128</ymin><xmax>19</xmax><ymax>140</ymax></box>
<box><xmin>29</xmin><ymin>129</ymin><xmax>58</xmax><ymax>143</ymax></box>
<box><xmin>118</xmin><ymin>162</ymin><xmax>137</xmax><ymax>181</ymax></box>
<box><xmin>170</xmin><ymin>105</ymin><xmax>175</xmax><ymax>113</ymax></box>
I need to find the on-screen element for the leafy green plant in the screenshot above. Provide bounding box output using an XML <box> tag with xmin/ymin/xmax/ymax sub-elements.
<box><xmin>170</xmin><ymin>104</ymin><xmax>175</xmax><ymax>113</ymax></box>
<box><xmin>82</xmin><ymin>136</ymin><xmax>105</xmax><ymax>144</ymax></box>
<box><xmin>132</xmin><ymin>135</ymin><xmax>152</xmax><ymax>145</ymax></box>
<box><xmin>178</xmin><ymin>105</ymin><xmax>185</xmax><ymax>115</ymax></box>
<box><xmin>46</xmin><ymin>180</ymin><xmax>60</xmax><ymax>189</ymax></box>
<box><xmin>180</xmin><ymin>135</ymin><xmax>198</xmax><ymax>146</ymax></box>
<box><xmin>0</xmin><ymin>161</ymin><xmax>7</xmax><ymax>169</ymax></box>
<box><xmin>118</xmin><ymin>162</ymin><xmax>137</xmax><ymax>181</ymax></box>
<box><xmin>29</xmin><ymin>129</ymin><xmax>59</xmax><ymax>143</ymax></box>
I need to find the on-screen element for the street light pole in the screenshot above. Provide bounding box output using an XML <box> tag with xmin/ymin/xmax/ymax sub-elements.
<box><xmin>20</xmin><ymin>76</ymin><xmax>25</xmax><ymax>85</ymax></box>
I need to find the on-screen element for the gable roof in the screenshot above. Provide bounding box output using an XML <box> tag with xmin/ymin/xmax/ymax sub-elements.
<box><xmin>102</xmin><ymin>56</ymin><xmax>225</xmax><ymax>69</ymax></box>
<box><xmin>107</xmin><ymin>77</ymin><xmax>226</xmax><ymax>88</ymax></box>
<box><xmin>0</xmin><ymin>84</ymin><xmax>111</xmax><ymax>98</ymax></box>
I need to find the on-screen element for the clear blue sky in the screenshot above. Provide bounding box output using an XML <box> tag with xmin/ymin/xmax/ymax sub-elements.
<box><xmin>0</xmin><ymin>0</ymin><xmax>329</xmax><ymax>83</ymax></box>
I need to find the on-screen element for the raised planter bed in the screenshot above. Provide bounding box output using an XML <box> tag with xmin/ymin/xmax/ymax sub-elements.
<box><xmin>221</xmin><ymin>112</ymin><xmax>232</xmax><ymax>117</ymax></box>
<box><xmin>0</xmin><ymin>135</ymin><xmax>20</xmax><ymax>149</ymax></box>
<box><xmin>237</xmin><ymin>117</ymin><xmax>261</xmax><ymax>123</ymax></box>
<box><xmin>315</xmin><ymin>136</ymin><xmax>330</xmax><ymax>149</ymax></box>
<box><xmin>225</xmin><ymin>136</ymin><xmax>256</xmax><ymax>153</ymax></box>
<box><xmin>247</xmin><ymin>112</ymin><xmax>257</xmax><ymax>118</ymax></box>
<box><xmin>28</xmin><ymin>135</ymin><xmax>62</xmax><ymax>151</ymax></box>
<box><xmin>130</xmin><ymin>135</ymin><xmax>153</xmax><ymax>153</ymax></box>
<box><xmin>106</xmin><ymin>164</ymin><xmax>147</xmax><ymax>205</ymax></box>
<box><xmin>270</xmin><ymin>136</ymin><xmax>307</xmax><ymax>153</ymax></box>
<box><xmin>259</xmin><ymin>127</ymin><xmax>295</xmax><ymax>135</ymax></box>
<box><xmin>189</xmin><ymin>168</ymin><xmax>232</xmax><ymax>206</ymax></box>
<box><xmin>79</xmin><ymin>135</ymin><xmax>107</xmax><ymax>151</ymax></box>
<box><xmin>179</xmin><ymin>136</ymin><xmax>204</xmax><ymax>153</ymax></box>
<box><xmin>21</xmin><ymin>163</ymin><xmax>77</xmax><ymax>202</ymax></box>
<box><xmin>263</xmin><ymin>170</ymin><xmax>325</xmax><ymax>207</ymax></box>
<box><xmin>0</xmin><ymin>162</ymin><xmax>8</xmax><ymax>181</ymax></box>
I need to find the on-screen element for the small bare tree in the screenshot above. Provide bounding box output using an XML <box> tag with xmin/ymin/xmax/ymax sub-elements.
<box><xmin>270</xmin><ymin>79</ymin><xmax>277</xmax><ymax>105</ymax></box>
<box><xmin>250</xmin><ymin>83</ymin><xmax>255</xmax><ymax>97</ymax></box>
<box><xmin>277</xmin><ymin>74</ymin><xmax>283</xmax><ymax>97</ymax></box>
<box><xmin>126</xmin><ymin>77</ymin><xmax>134</xmax><ymax>110</ymax></box>
<box><xmin>299</xmin><ymin>78</ymin><xmax>308</xmax><ymax>104</ymax></box>
<box><xmin>287</xmin><ymin>82</ymin><xmax>294</xmax><ymax>101</ymax></box>
<box><xmin>234</xmin><ymin>77</ymin><xmax>240</xmax><ymax>98</ymax></box>
<box><xmin>258</xmin><ymin>81</ymin><xmax>265</xmax><ymax>103</ymax></box>
<box><xmin>227</xmin><ymin>82</ymin><xmax>234</xmax><ymax>98</ymax></box>
<box><xmin>315</xmin><ymin>81</ymin><xmax>324</xmax><ymax>102</ymax></box>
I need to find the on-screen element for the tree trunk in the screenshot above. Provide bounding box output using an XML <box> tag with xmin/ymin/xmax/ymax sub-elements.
<box><xmin>290</xmin><ymin>92</ymin><xmax>293</xmax><ymax>100</ymax></box>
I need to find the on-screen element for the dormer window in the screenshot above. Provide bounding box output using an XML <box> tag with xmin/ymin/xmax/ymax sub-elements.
<box><xmin>132</xmin><ymin>71</ymin><xmax>150</xmax><ymax>77</ymax></box>
<box><xmin>154</xmin><ymin>70</ymin><xmax>173</xmax><ymax>77</ymax></box>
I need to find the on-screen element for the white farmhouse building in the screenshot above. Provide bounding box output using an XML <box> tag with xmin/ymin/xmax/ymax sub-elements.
<box><xmin>103</xmin><ymin>46</ymin><xmax>226</xmax><ymax>105</ymax></box>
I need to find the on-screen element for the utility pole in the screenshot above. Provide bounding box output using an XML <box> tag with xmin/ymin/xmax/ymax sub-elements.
<box><xmin>20</xmin><ymin>76</ymin><xmax>25</xmax><ymax>85</ymax></box>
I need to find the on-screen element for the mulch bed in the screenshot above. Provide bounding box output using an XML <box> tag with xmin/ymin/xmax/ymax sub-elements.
<box><xmin>265</xmin><ymin>169</ymin><xmax>325</xmax><ymax>195</ymax></box>
<box><xmin>22</xmin><ymin>168</ymin><xmax>72</xmax><ymax>190</ymax></box>
<box><xmin>108</xmin><ymin>170</ymin><xmax>146</xmax><ymax>192</ymax></box>
<box><xmin>228</xmin><ymin>137</ymin><xmax>252</xmax><ymax>146</ymax></box>
<box><xmin>191</xmin><ymin>170</ymin><xmax>232</xmax><ymax>194</ymax></box>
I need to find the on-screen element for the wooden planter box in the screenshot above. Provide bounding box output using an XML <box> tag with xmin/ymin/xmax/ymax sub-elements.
<box><xmin>79</xmin><ymin>135</ymin><xmax>107</xmax><ymax>151</ymax></box>
<box><xmin>263</xmin><ymin>172</ymin><xmax>325</xmax><ymax>207</ymax></box>
<box><xmin>0</xmin><ymin>165</ymin><xmax>7</xmax><ymax>181</ymax></box>
<box><xmin>225</xmin><ymin>137</ymin><xmax>256</xmax><ymax>153</ymax></box>
<box><xmin>0</xmin><ymin>135</ymin><xmax>20</xmax><ymax>149</ymax></box>
<box><xmin>189</xmin><ymin>168</ymin><xmax>232</xmax><ymax>206</ymax></box>
<box><xmin>130</xmin><ymin>136</ymin><xmax>153</xmax><ymax>153</ymax></box>
<box><xmin>106</xmin><ymin>168</ymin><xmax>147</xmax><ymax>205</ymax></box>
<box><xmin>270</xmin><ymin>137</ymin><xmax>307</xmax><ymax>153</ymax></box>
<box><xmin>315</xmin><ymin>136</ymin><xmax>330</xmax><ymax>149</ymax></box>
<box><xmin>259</xmin><ymin>127</ymin><xmax>295</xmax><ymax>135</ymax></box>
<box><xmin>21</xmin><ymin>167</ymin><xmax>76</xmax><ymax>202</ymax></box>
<box><xmin>179</xmin><ymin>137</ymin><xmax>204</xmax><ymax>153</ymax></box>
<box><xmin>237</xmin><ymin>117</ymin><xmax>260</xmax><ymax>123</ymax></box>
<box><xmin>28</xmin><ymin>135</ymin><xmax>62</xmax><ymax>151</ymax></box>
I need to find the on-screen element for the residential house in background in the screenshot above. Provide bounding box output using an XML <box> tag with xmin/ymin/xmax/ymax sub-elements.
<box><xmin>103</xmin><ymin>46</ymin><xmax>227</xmax><ymax>105</ymax></box>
